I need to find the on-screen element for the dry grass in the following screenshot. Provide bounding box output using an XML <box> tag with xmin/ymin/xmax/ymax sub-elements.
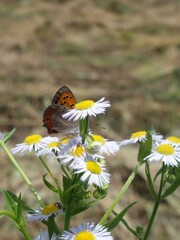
<box><xmin>0</xmin><ymin>0</ymin><xmax>180</xmax><ymax>239</ymax></box>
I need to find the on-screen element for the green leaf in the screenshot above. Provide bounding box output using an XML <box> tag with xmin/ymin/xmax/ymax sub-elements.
<box><xmin>16</xmin><ymin>194</ymin><xmax>22</xmax><ymax>224</ymax></box>
<box><xmin>153</xmin><ymin>165</ymin><xmax>163</xmax><ymax>182</ymax></box>
<box><xmin>2</xmin><ymin>190</ymin><xmax>17</xmax><ymax>214</ymax></box>
<box><xmin>3</xmin><ymin>128</ymin><xmax>16</xmax><ymax>143</ymax></box>
<box><xmin>138</xmin><ymin>132</ymin><xmax>152</xmax><ymax>163</ymax></box>
<box><xmin>121</xmin><ymin>218</ymin><xmax>140</xmax><ymax>238</ymax></box>
<box><xmin>43</xmin><ymin>174</ymin><xmax>58</xmax><ymax>193</ymax></box>
<box><xmin>42</xmin><ymin>217</ymin><xmax>60</xmax><ymax>236</ymax></box>
<box><xmin>0</xmin><ymin>210</ymin><xmax>16</xmax><ymax>220</ymax></box>
<box><xmin>62</xmin><ymin>183</ymin><xmax>81</xmax><ymax>205</ymax></box>
<box><xmin>63</xmin><ymin>175</ymin><xmax>72</xmax><ymax>191</ymax></box>
<box><xmin>162</xmin><ymin>174</ymin><xmax>180</xmax><ymax>199</ymax></box>
<box><xmin>2</xmin><ymin>190</ymin><xmax>32</xmax><ymax>212</ymax></box>
<box><xmin>104</xmin><ymin>202</ymin><xmax>137</xmax><ymax>231</ymax></box>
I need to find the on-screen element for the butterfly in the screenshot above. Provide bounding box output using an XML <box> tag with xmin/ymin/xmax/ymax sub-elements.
<box><xmin>43</xmin><ymin>86</ymin><xmax>78</xmax><ymax>134</ymax></box>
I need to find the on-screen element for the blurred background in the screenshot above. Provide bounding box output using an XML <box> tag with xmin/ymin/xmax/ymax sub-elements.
<box><xmin>0</xmin><ymin>0</ymin><xmax>180</xmax><ymax>239</ymax></box>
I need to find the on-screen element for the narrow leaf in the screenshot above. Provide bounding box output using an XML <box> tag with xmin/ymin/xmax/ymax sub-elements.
<box><xmin>16</xmin><ymin>194</ymin><xmax>22</xmax><ymax>224</ymax></box>
<box><xmin>63</xmin><ymin>175</ymin><xmax>72</xmax><ymax>191</ymax></box>
<box><xmin>0</xmin><ymin>210</ymin><xmax>16</xmax><ymax>220</ymax></box>
<box><xmin>3</xmin><ymin>128</ymin><xmax>16</xmax><ymax>143</ymax></box>
<box><xmin>2</xmin><ymin>190</ymin><xmax>17</xmax><ymax>214</ymax></box>
<box><xmin>162</xmin><ymin>174</ymin><xmax>180</xmax><ymax>199</ymax></box>
<box><xmin>121</xmin><ymin>218</ymin><xmax>139</xmax><ymax>238</ymax></box>
<box><xmin>153</xmin><ymin>165</ymin><xmax>163</xmax><ymax>182</ymax></box>
<box><xmin>2</xmin><ymin>190</ymin><xmax>32</xmax><ymax>212</ymax></box>
<box><xmin>43</xmin><ymin>174</ymin><xmax>58</xmax><ymax>193</ymax></box>
<box><xmin>104</xmin><ymin>202</ymin><xmax>137</xmax><ymax>231</ymax></box>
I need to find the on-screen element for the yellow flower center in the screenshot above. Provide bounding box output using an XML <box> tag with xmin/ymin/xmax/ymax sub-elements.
<box><xmin>156</xmin><ymin>144</ymin><xmax>175</xmax><ymax>155</ymax></box>
<box><xmin>131</xmin><ymin>131</ymin><xmax>146</xmax><ymax>139</ymax></box>
<box><xmin>166</xmin><ymin>136</ymin><xmax>180</xmax><ymax>144</ymax></box>
<box><xmin>41</xmin><ymin>204</ymin><xmax>59</xmax><ymax>215</ymax></box>
<box><xmin>92</xmin><ymin>134</ymin><xmax>105</xmax><ymax>145</ymax></box>
<box><xmin>75</xmin><ymin>100</ymin><xmax>94</xmax><ymax>110</ymax></box>
<box><xmin>60</xmin><ymin>137</ymin><xmax>70</xmax><ymax>145</ymax></box>
<box><xmin>86</xmin><ymin>161</ymin><xmax>102</xmax><ymax>174</ymax></box>
<box><xmin>74</xmin><ymin>231</ymin><xmax>95</xmax><ymax>240</ymax></box>
<box><xmin>24</xmin><ymin>134</ymin><xmax>42</xmax><ymax>144</ymax></box>
<box><xmin>47</xmin><ymin>141</ymin><xmax>60</xmax><ymax>148</ymax></box>
<box><xmin>71</xmin><ymin>145</ymin><xmax>85</xmax><ymax>157</ymax></box>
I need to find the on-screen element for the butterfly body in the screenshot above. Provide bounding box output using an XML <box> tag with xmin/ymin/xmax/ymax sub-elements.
<box><xmin>43</xmin><ymin>86</ymin><xmax>78</xmax><ymax>134</ymax></box>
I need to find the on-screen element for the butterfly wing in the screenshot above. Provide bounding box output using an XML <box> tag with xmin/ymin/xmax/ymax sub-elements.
<box><xmin>52</xmin><ymin>86</ymin><xmax>76</xmax><ymax>108</ymax></box>
<box><xmin>43</xmin><ymin>104</ymin><xmax>78</xmax><ymax>134</ymax></box>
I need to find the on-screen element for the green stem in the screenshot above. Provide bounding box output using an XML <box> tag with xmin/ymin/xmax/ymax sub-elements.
<box><xmin>20</xmin><ymin>227</ymin><xmax>32</xmax><ymax>240</ymax></box>
<box><xmin>47</xmin><ymin>217</ymin><xmax>61</xmax><ymax>237</ymax></box>
<box><xmin>0</xmin><ymin>210</ymin><xmax>16</xmax><ymax>219</ymax></box>
<box><xmin>99</xmin><ymin>161</ymin><xmax>141</xmax><ymax>225</ymax></box>
<box><xmin>80</xmin><ymin>117</ymin><xmax>89</xmax><ymax>144</ymax></box>
<box><xmin>0</xmin><ymin>141</ymin><xmax>44</xmax><ymax>207</ymax></box>
<box><xmin>143</xmin><ymin>200</ymin><xmax>160</xmax><ymax>240</ymax></box>
<box><xmin>64</xmin><ymin>173</ymin><xmax>80</xmax><ymax>230</ymax></box>
<box><xmin>143</xmin><ymin>164</ymin><xmax>165</xmax><ymax>240</ymax></box>
<box><xmin>61</xmin><ymin>165</ymin><xmax>71</xmax><ymax>180</ymax></box>
<box><xmin>39</xmin><ymin>156</ymin><xmax>62</xmax><ymax>198</ymax></box>
<box><xmin>145</xmin><ymin>163</ymin><xmax>157</xmax><ymax>200</ymax></box>
<box><xmin>0</xmin><ymin>211</ymin><xmax>32</xmax><ymax>240</ymax></box>
<box><xmin>64</xmin><ymin>207</ymin><xmax>71</xmax><ymax>231</ymax></box>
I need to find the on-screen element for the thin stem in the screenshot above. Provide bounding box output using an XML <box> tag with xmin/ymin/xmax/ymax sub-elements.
<box><xmin>61</xmin><ymin>165</ymin><xmax>71</xmax><ymax>180</ymax></box>
<box><xmin>47</xmin><ymin>217</ymin><xmax>61</xmax><ymax>237</ymax></box>
<box><xmin>0</xmin><ymin>141</ymin><xmax>44</xmax><ymax>207</ymax></box>
<box><xmin>64</xmin><ymin>173</ymin><xmax>80</xmax><ymax>230</ymax></box>
<box><xmin>39</xmin><ymin>156</ymin><xmax>62</xmax><ymax>198</ymax></box>
<box><xmin>0</xmin><ymin>211</ymin><xmax>32</xmax><ymax>240</ymax></box>
<box><xmin>143</xmin><ymin>164</ymin><xmax>165</xmax><ymax>240</ymax></box>
<box><xmin>64</xmin><ymin>206</ymin><xmax>71</xmax><ymax>231</ymax></box>
<box><xmin>80</xmin><ymin>117</ymin><xmax>89</xmax><ymax>144</ymax></box>
<box><xmin>143</xmin><ymin>201</ymin><xmax>160</xmax><ymax>240</ymax></box>
<box><xmin>99</xmin><ymin>161</ymin><xmax>141</xmax><ymax>225</ymax></box>
<box><xmin>20</xmin><ymin>227</ymin><xmax>32</xmax><ymax>240</ymax></box>
<box><xmin>145</xmin><ymin>163</ymin><xmax>157</xmax><ymax>200</ymax></box>
<box><xmin>0</xmin><ymin>210</ymin><xmax>16</xmax><ymax>219</ymax></box>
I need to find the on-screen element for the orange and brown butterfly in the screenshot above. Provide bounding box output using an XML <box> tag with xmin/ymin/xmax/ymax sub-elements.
<box><xmin>43</xmin><ymin>86</ymin><xmax>79</xmax><ymax>134</ymax></box>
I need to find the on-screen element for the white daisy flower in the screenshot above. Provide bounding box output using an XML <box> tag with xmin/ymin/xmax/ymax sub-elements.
<box><xmin>60</xmin><ymin>136</ymin><xmax>82</xmax><ymax>154</ymax></box>
<box><xmin>166</xmin><ymin>136</ymin><xmax>180</xmax><ymax>147</ymax></box>
<box><xmin>42</xmin><ymin>136</ymin><xmax>59</xmax><ymax>144</ymax></box>
<box><xmin>144</xmin><ymin>141</ymin><xmax>180</xmax><ymax>167</ymax></box>
<box><xmin>62</xmin><ymin>97</ymin><xmax>110</xmax><ymax>121</ymax></box>
<box><xmin>86</xmin><ymin>134</ymin><xmax>119</xmax><ymax>155</ymax></box>
<box><xmin>60</xmin><ymin>222</ymin><xmax>113</xmax><ymax>240</ymax></box>
<box><xmin>37</xmin><ymin>141</ymin><xmax>61</xmax><ymax>158</ymax></box>
<box><xmin>74</xmin><ymin>157</ymin><xmax>110</xmax><ymax>187</ymax></box>
<box><xmin>57</xmin><ymin>144</ymin><xmax>85</xmax><ymax>169</ymax></box>
<box><xmin>26</xmin><ymin>203</ymin><xmax>63</xmax><ymax>222</ymax></box>
<box><xmin>11</xmin><ymin>134</ymin><xmax>52</xmax><ymax>156</ymax></box>
<box><xmin>34</xmin><ymin>231</ymin><xmax>60</xmax><ymax>240</ymax></box>
<box><xmin>119</xmin><ymin>130</ymin><xmax>163</xmax><ymax>147</ymax></box>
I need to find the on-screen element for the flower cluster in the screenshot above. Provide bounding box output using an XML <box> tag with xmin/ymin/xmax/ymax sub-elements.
<box><xmin>1</xmin><ymin>91</ymin><xmax>179</xmax><ymax>240</ymax></box>
<box><xmin>119</xmin><ymin>131</ymin><xmax>180</xmax><ymax>167</ymax></box>
<box><xmin>12</xmin><ymin>131</ymin><xmax>119</xmax><ymax>188</ymax></box>
<box><xmin>10</xmin><ymin>96</ymin><xmax>115</xmax><ymax>239</ymax></box>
